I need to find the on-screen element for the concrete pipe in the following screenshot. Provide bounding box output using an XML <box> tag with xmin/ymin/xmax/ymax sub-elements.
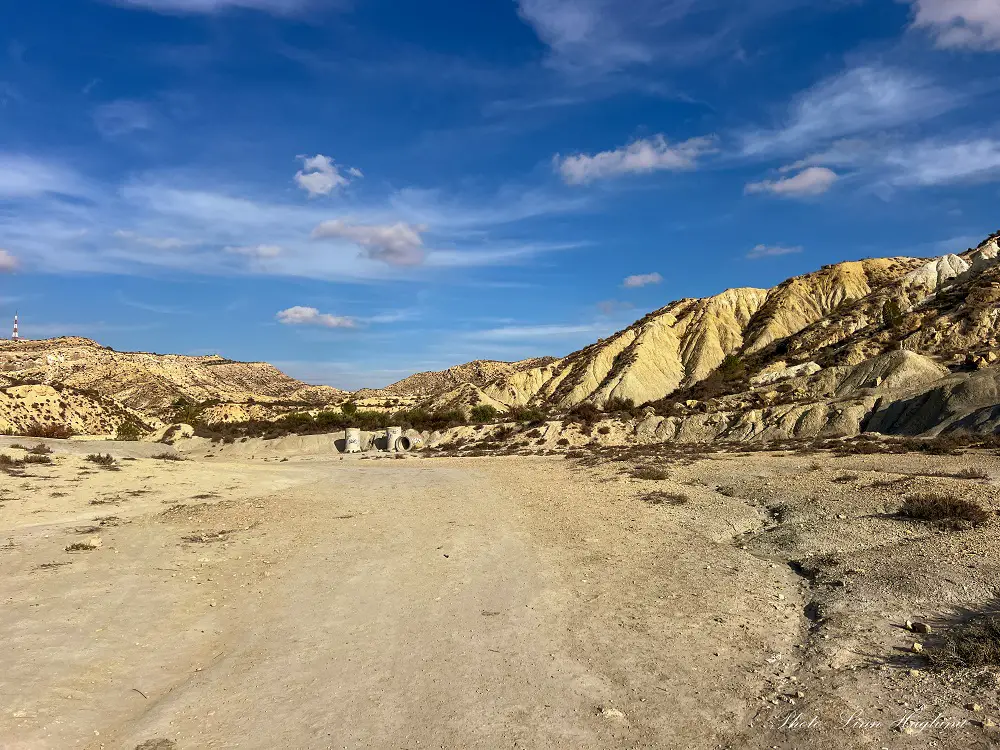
<box><xmin>345</xmin><ymin>428</ymin><xmax>362</xmax><ymax>454</ymax></box>
<box><xmin>386</xmin><ymin>426</ymin><xmax>403</xmax><ymax>452</ymax></box>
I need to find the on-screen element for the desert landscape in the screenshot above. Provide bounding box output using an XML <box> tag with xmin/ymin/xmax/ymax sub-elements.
<box><xmin>4</xmin><ymin>234</ymin><xmax>1000</xmax><ymax>748</ymax></box>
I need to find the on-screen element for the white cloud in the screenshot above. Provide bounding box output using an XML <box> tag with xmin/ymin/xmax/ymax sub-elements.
<box><xmin>294</xmin><ymin>154</ymin><xmax>360</xmax><ymax>198</ymax></box>
<box><xmin>93</xmin><ymin>100</ymin><xmax>154</xmax><ymax>138</ymax></box>
<box><xmin>311</xmin><ymin>219</ymin><xmax>427</xmax><ymax>266</ymax></box>
<box><xmin>908</xmin><ymin>0</ymin><xmax>1000</xmax><ymax>50</ymax></box>
<box><xmin>622</xmin><ymin>272</ymin><xmax>663</xmax><ymax>288</ymax></box>
<box><xmin>109</xmin><ymin>0</ymin><xmax>313</xmax><ymax>14</ymax></box>
<box><xmin>745</xmin><ymin>166</ymin><xmax>839</xmax><ymax>197</ymax></box>
<box><xmin>114</xmin><ymin>229</ymin><xmax>190</xmax><ymax>250</ymax></box>
<box><xmin>885</xmin><ymin>137</ymin><xmax>1000</xmax><ymax>186</ymax></box>
<box><xmin>224</xmin><ymin>244</ymin><xmax>283</xmax><ymax>258</ymax></box>
<box><xmin>0</xmin><ymin>249</ymin><xmax>19</xmax><ymax>273</ymax></box>
<box><xmin>746</xmin><ymin>244</ymin><xmax>803</xmax><ymax>259</ymax></box>
<box><xmin>741</xmin><ymin>66</ymin><xmax>962</xmax><ymax>157</ymax></box>
<box><xmin>557</xmin><ymin>135</ymin><xmax>716</xmax><ymax>185</ymax></box>
<box><xmin>783</xmin><ymin>135</ymin><xmax>1000</xmax><ymax>188</ymax></box>
<box><xmin>516</xmin><ymin>0</ymin><xmax>808</xmax><ymax>73</ymax></box>
<box><xmin>0</xmin><ymin>154</ymin><xmax>84</xmax><ymax>198</ymax></box>
<box><xmin>276</xmin><ymin>306</ymin><xmax>357</xmax><ymax>329</ymax></box>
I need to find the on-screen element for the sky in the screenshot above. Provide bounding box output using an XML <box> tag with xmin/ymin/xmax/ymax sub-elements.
<box><xmin>2</xmin><ymin>0</ymin><xmax>1000</xmax><ymax>389</ymax></box>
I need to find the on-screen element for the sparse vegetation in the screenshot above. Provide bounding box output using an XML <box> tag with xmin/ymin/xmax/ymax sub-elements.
<box><xmin>470</xmin><ymin>405</ymin><xmax>499</xmax><ymax>424</ymax></box>
<box><xmin>632</xmin><ymin>465</ymin><xmax>670</xmax><ymax>481</ymax></box>
<box><xmin>23</xmin><ymin>423</ymin><xmax>74</xmax><ymax>439</ymax></box>
<box><xmin>22</xmin><ymin>454</ymin><xmax>52</xmax><ymax>465</ymax></box>
<box><xmin>85</xmin><ymin>453</ymin><xmax>117</xmax><ymax>467</ymax></box>
<box><xmin>152</xmin><ymin>452</ymin><xmax>185</xmax><ymax>461</ymax></box>
<box><xmin>927</xmin><ymin>615</ymin><xmax>1000</xmax><ymax>671</ymax></box>
<box><xmin>642</xmin><ymin>491</ymin><xmax>689</xmax><ymax>506</ymax></box>
<box><xmin>115</xmin><ymin>421</ymin><xmax>144</xmax><ymax>442</ymax></box>
<box><xmin>899</xmin><ymin>493</ymin><xmax>991</xmax><ymax>530</ymax></box>
<box><xmin>27</xmin><ymin>443</ymin><xmax>52</xmax><ymax>455</ymax></box>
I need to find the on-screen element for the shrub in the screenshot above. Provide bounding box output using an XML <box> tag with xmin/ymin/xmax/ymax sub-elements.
<box><xmin>470</xmin><ymin>405</ymin><xmax>499</xmax><ymax>424</ymax></box>
<box><xmin>85</xmin><ymin>453</ymin><xmax>116</xmax><ymax>466</ymax></box>
<box><xmin>632</xmin><ymin>465</ymin><xmax>670</xmax><ymax>481</ymax></box>
<box><xmin>604</xmin><ymin>397</ymin><xmax>636</xmax><ymax>414</ymax></box>
<box><xmin>556</xmin><ymin>438</ymin><xmax>570</xmax><ymax>446</ymax></box>
<box><xmin>23</xmin><ymin>423</ymin><xmax>73</xmax><ymax>439</ymax></box>
<box><xmin>9</xmin><ymin>443</ymin><xmax>27</xmax><ymax>450</ymax></box>
<box><xmin>598</xmin><ymin>426</ymin><xmax>611</xmax><ymax>435</ymax></box>
<box><xmin>643</xmin><ymin>492</ymin><xmax>689</xmax><ymax>506</ymax></box>
<box><xmin>152</xmin><ymin>452</ymin><xmax>185</xmax><ymax>461</ymax></box>
<box><xmin>0</xmin><ymin>454</ymin><xmax>21</xmax><ymax>466</ymax></box>
<box><xmin>928</xmin><ymin>616</ymin><xmax>1000</xmax><ymax>671</ymax></box>
<box><xmin>115</xmin><ymin>421</ymin><xmax>144</xmax><ymax>442</ymax></box>
<box><xmin>565</xmin><ymin>403</ymin><xmax>602</xmax><ymax>425</ymax></box>
<box><xmin>507</xmin><ymin>405</ymin><xmax>547</xmax><ymax>424</ymax></box>
<box><xmin>27</xmin><ymin>443</ymin><xmax>52</xmax><ymax>455</ymax></box>
<box><xmin>23</xmin><ymin>454</ymin><xmax>52</xmax><ymax>465</ymax></box>
<box><xmin>341</xmin><ymin>401</ymin><xmax>358</xmax><ymax>416</ymax></box>
<box><xmin>899</xmin><ymin>494</ymin><xmax>990</xmax><ymax>530</ymax></box>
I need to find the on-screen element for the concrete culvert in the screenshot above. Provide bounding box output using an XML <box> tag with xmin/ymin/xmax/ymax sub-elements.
<box><xmin>396</xmin><ymin>436</ymin><xmax>412</xmax><ymax>452</ymax></box>
<box><xmin>386</xmin><ymin>426</ymin><xmax>402</xmax><ymax>452</ymax></box>
<box><xmin>345</xmin><ymin>428</ymin><xmax>362</xmax><ymax>454</ymax></box>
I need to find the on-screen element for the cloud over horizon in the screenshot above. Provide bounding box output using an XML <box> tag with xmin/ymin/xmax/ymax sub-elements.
<box><xmin>622</xmin><ymin>272</ymin><xmax>663</xmax><ymax>288</ymax></box>
<box><xmin>276</xmin><ymin>306</ymin><xmax>357</xmax><ymax>329</ymax></box>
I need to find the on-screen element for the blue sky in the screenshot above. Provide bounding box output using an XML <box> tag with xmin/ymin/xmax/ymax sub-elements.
<box><xmin>2</xmin><ymin>0</ymin><xmax>1000</xmax><ymax>389</ymax></box>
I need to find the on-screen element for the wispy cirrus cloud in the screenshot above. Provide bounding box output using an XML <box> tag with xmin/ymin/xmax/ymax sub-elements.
<box><xmin>745</xmin><ymin>166</ymin><xmax>838</xmax><ymax>197</ymax></box>
<box><xmin>907</xmin><ymin>0</ymin><xmax>1000</xmax><ymax>50</ymax></box>
<box><xmin>106</xmin><ymin>0</ymin><xmax>320</xmax><ymax>15</ymax></box>
<box><xmin>741</xmin><ymin>65</ymin><xmax>963</xmax><ymax>157</ymax></box>
<box><xmin>0</xmin><ymin>154</ymin><xmax>85</xmax><ymax>198</ymax></box>
<box><xmin>782</xmin><ymin>135</ymin><xmax>1000</xmax><ymax>188</ymax></box>
<box><xmin>516</xmin><ymin>0</ymin><xmax>812</xmax><ymax>74</ymax></box>
<box><xmin>557</xmin><ymin>134</ymin><xmax>716</xmax><ymax>185</ymax></box>
<box><xmin>93</xmin><ymin>100</ymin><xmax>155</xmax><ymax>138</ymax></box>
<box><xmin>114</xmin><ymin>229</ymin><xmax>191</xmax><ymax>250</ymax></box>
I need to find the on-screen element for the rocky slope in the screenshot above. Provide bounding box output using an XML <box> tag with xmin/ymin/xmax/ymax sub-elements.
<box><xmin>0</xmin><ymin>337</ymin><xmax>344</xmax><ymax>433</ymax></box>
<box><xmin>362</xmin><ymin>358</ymin><xmax>556</xmax><ymax>399</ymax></box>
<box><xmin>417</xmin><ymin>234</ymin><xmax>1000</xmax><ymax>415</ymax></box>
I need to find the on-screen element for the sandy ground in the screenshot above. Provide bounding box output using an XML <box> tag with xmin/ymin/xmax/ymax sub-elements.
<box><xmin>1</xmin><ymin>436</ymin><xmax>999</xmax><ymax>749</ymax></box>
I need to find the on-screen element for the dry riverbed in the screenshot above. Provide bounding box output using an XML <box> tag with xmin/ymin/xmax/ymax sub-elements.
<box><xmin>1</xmin><ymin>436</ymin><xmax>999</xmax><ymax>749</ymax></box>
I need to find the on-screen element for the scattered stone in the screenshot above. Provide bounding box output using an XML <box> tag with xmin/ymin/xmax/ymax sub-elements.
<box><xmin>906</xmin><ymin>619</ymin><xmax>933</xmax><ymax>634</ymax></box>
<box><xmin>967</xmin><ymin>703</ymin><xmax>984</xmax><ymax>712</ymax></box>
<box><xmin>911</xmin><ymin>642</ymin><xmax>924</xmax><ymax>653</ymax></box>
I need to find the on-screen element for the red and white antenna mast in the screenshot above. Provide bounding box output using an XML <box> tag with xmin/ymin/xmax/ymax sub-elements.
<box><xmin>12</xmin><ymin>311</ymin><xmax>19</xmax><ymax>342</ymax></box>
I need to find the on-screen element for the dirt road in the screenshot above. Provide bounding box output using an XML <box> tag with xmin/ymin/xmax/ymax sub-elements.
<box><xmin>1</xmin><ymin>447</ymin><xmax>803</xmax><ymax>749</ymax></box>
<box><xmin>3</xmin><ymin>441</ymin><xmax>997</xmax><ymax>749</ymax></box>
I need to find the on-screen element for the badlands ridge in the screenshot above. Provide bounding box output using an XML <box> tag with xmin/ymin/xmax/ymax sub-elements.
<box><xmin>3</xmin><ymin>231</ymin><xmax>1000</xmax><ymax>444</ymax></box>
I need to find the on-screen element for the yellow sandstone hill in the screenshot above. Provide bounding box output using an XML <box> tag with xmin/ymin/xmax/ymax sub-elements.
<box><xmin>0</xmin><ymin>337</ymin><xmax>344</xmax><ymax>434</ymax></box>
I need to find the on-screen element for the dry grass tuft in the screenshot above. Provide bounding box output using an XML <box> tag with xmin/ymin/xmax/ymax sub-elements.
<box><xmin>928</xmin><ymin>616</ymin><xmax>1000</xmax><ymax>671</ymax></box>
<box><xmin>632</xmin><ymin>465</ymin><xmax>670</xmax><ymax>481</ymax></box>
<box><xmin>899</xmin><ymin>493</ymin><xmax>991</xmax><ymax>530</ymax></box>
<box><xmin>642</xmin><ymin>491</ymin><xmax>689</xmax><ymax>506</ymax></box>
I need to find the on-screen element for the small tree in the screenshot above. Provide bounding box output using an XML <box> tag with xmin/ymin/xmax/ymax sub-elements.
<box><xmin>341</xmin><ymin>401</ymin><xmax>358</xmax><ymax>417</ymax></box>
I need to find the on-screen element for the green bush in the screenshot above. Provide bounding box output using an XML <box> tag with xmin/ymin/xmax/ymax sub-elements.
<box><xmin>115</xmin><ymin>421</ymin><xmax>144</xmax><ymax>442</ymax></box>
<box><xmin>341</xmin><ymin>401</ymin><xmax>358</xmax><ymax>416</ymax></box>
<box><xmin>470</xmin><ymin>405</ymin><xmax>499</xmax><ymax>424</ymax></box>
